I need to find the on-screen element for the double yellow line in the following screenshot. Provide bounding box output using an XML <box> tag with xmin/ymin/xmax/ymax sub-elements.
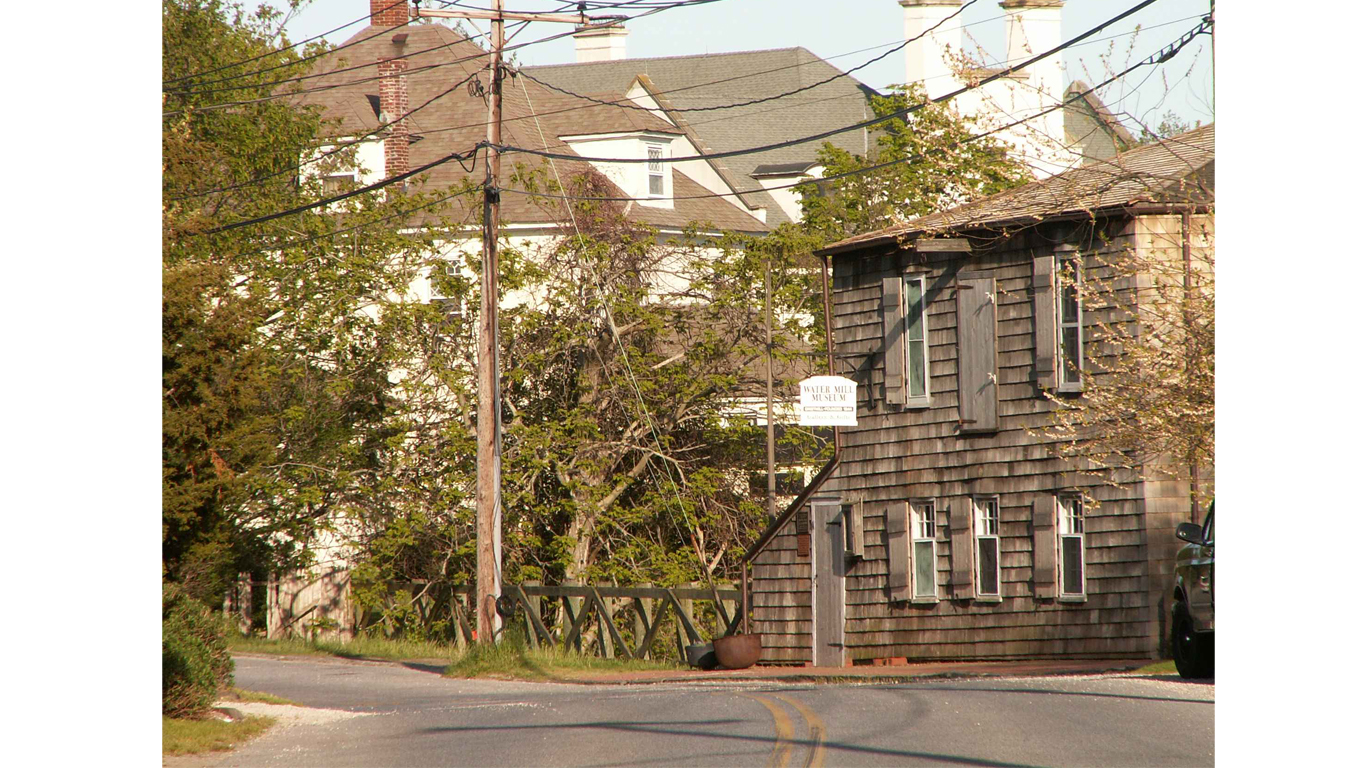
<box><xmin>738</xmin><ymin>692</ymin><xmax>827</xmax><ymax>768</ymax></box>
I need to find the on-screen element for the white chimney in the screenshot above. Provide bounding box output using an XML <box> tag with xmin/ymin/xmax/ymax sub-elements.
<box><xmin>900</xmin><ymin>0</ymin><xmax>963</xmax><ymax>100</ymax></box>
<box><xmin>1002</xmin><ymin>0</ymin><xmax>1064</xmax><ymax>97</ymax></box>
<box><xmin>573</xmin><ymin>24</ymin><xmax>628</xmax><ymax>63</ymax></box>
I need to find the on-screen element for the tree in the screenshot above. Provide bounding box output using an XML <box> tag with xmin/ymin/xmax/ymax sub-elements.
<box><xmin>799</xmin><ymin>84</ymin><xmax>1032</xmax><ymax>243</ymax></box>
<box><xmin>1040</xmin><ymin>213</ymin><xmax>1214</xmax><ymax>516</ymax></box>
<box><xmin>162</xmin><ymin>0</ymin><xmax>465</xmax><ymax>601</ymax></box>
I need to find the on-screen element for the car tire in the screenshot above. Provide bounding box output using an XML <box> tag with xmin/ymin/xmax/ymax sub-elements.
<box><xmin>1172</xmin><ymin>603</ymin><xmax>1213</xmax><ymax>679</ymax></box>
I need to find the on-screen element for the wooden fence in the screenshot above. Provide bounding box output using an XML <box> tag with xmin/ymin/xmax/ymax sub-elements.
<box><xmin>229</xmin><ymin>575</ymin><xmax>744</xmax><ymax>663</ymax></box>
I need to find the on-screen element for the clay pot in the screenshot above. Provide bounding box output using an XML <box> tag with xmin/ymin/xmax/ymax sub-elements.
<box><xmin>712</xmin><ymin>633</ymin><xmax>762</xmax><ymax>670</ymax></box>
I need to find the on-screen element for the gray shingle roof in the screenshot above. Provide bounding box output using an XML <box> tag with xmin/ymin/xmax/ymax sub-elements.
<box><xmin>819</xmin><ymin>123</ymin><xmax>1214</xmax><ymax>255</ymax></box>
<box><xmin>291</xmin><ymin>24</ymin><xmax>766</xmax><ymax>233</ymax></box>
<box><xmin>526</xmin><ymin>47</ymin><xmax>878</xmax><ymax>226</ymax></box>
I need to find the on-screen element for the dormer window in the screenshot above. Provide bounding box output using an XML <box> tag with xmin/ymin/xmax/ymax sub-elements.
<box><xmin>646</xmin><ymin>143</ymin><xmax>666</xmax><ymax>197</ymax></box>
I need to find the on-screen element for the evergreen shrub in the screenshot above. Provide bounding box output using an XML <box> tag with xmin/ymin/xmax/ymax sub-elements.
<box><xmin>163</xmin><ymin>582</ymin><xmax>234</xmax><ymax>717</ymax></box>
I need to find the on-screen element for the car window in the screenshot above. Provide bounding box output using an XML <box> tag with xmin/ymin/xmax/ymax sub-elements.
<box><xmin>1202</xmin><ymin>509</ymin><xmax>1214</xmax><ymax>545</ymax></box>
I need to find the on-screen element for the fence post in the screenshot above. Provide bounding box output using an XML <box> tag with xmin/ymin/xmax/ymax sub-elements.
<box><xmin>523</xmin><ymin>580</ymin><xmax>542</xmax><ymax>649</ymax></box>
<box><xmin>562</xmin><ymin>580</ymin><xmax>583</xmax><ymax>654</ymax></box>
<box><xmin>596</xmin><ymin>582</ymin><xmax>614</xmax><ymax>659</ymax></box>
<box><xmin>674</xmin><ymin>582</ymin><xmax>696</xmax><ymax>661</ymax></box>
<box><xmin>633</xmin><ymin>583</ymin><xmax>652</xmax><ymax>660</ymax></box>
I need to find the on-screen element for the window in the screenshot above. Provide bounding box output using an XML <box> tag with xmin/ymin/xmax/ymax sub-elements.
<box><xmin>903</xmin><ymin>276</ymin><xmax>930</xmax><ymax>404</ymax></box>
<box><xmin>911</xmin><ymin>501</ymin><xmax>937</xmax><ymax>599</ymax></box>
<box><xmin>431</xmin><ymin>262</ymin><xmax>465</xmax><ymax>327</ymax></box>
<box><xmin>1058</xmin><ymin>258</ymin><xmax>1083</xmax><ymax>389</ymax></box>
<box><xmin>646</xmin><ymin>144</ymin><xmax>665</xmax><ymax>197</ymax></box>
<box><xmin>974</xmin><ymin>497</ymin><xmax>1001</xmax><ymax>597</ymax></box>
<box><xmin>1058</xmin><ymin>497</ymin><xmax>1085</xmax><ymax>597</ymax></box>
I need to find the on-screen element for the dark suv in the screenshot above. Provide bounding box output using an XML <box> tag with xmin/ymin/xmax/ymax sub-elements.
<box><xmin>1172</xmin><ymin>503</ymin><xmax>1214</xmax><ymax>678</ymax></box>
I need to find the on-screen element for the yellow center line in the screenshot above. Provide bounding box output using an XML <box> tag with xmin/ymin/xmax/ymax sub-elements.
<box><xmin>738</xmin><ymin>692</ymin><xmax>794</xmax><ymax>768</ymax></box>
<box><xmin>770</xmin><ymin>692</ymin><xmax>826</xmax><ymax>768</ymax></box>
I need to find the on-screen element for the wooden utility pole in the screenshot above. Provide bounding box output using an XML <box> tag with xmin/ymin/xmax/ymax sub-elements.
<box><xmin>415</xmin><ymin>2</ymin><xmax>623</xmax><ymax>644</ymax></box>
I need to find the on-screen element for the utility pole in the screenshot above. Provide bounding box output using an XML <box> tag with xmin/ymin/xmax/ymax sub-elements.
<box><xmin>414</xmin><ymin>1</ymin><xmax>624</xmax><ymax>644</ymax></box>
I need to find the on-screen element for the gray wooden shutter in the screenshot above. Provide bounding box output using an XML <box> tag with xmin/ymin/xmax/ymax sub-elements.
<box><xmin>950</xmin><ymin>498</ymin><xmax>974</xmax><ymax>599</ymax></box>
<box><xmin>1032</xmin><ymin>496</ymin><xmax>1057</xmax><ymax>598</ymax></box>
<box><xmin>882</xmin><ymin>276</ymin><xmax>905</xmax><ymax>408</ymax></box>
<box><xmin>846</xmin><ymin>500</ymin><xmax>866</xmax><ymax>559</ymax></box>
<box><xmin>885</xmin><ymin>502</ymin><xmax>911</xmax><ymax>602</ymax></box>
<box><xmin>1032</xmin><ymin>255</ymin><xmax>1057</xmax><ymax>390</ymax></box>
<box><xmin>956</xmin><ymin>275</ymin><xmax>998</xmax><ymax>432</ymax></box>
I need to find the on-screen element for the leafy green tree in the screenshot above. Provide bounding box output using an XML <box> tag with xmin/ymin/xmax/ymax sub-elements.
<box><xmin>799</xmin><ymin>83</ymin><xmax>1031</xmax><ymax>242</ymax></box>
<box><xmin>162</xmin><ymin>0</ymin><xmax>464</xmax><ymax>602</ymax></box>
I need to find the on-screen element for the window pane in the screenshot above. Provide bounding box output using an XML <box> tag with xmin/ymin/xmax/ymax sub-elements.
<box><xmin>648</xmin><ymin>173</ymin><xmax>664</xmax><ymax>196</ymax></box>
<box><xmin>904</xmin><ymin>280</ymin><xmax>926</xmax><ymax>398</ymax></box>
<box><xmin>1061</xmin><ymin>327</ymin><xmax>1080</xmax><ymax>381</ymax></box>
<box><xmin>914</xmin><ymin>540</ymin><xmax>936</xmax><ymax>597</ymax></box>
<box><xmin>978</xmin><ymin>538</ymin><xmax>999</xmax><ymax>595</ymax></box>
<box><xmin>1062</xmin><ymin>536</ymin><xmax>1083</xmax><ymax>594</ymax></box>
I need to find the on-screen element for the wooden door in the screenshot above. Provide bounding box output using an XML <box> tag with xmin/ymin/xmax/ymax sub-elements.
<box><xmin>812</xmin><ymin>500</ymin><xmax>846</xmax><ymax>667</ymax></box>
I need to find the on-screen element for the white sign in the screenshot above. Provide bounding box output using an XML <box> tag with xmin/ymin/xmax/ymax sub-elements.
<box><xmin>799</xmin><ymin>376</ymin><xmax>858</xmax><ymax>426</ymax></box>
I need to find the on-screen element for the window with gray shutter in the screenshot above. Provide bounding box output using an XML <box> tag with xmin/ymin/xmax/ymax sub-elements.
<box><xmin>882</xmin><ymin>276</ymin><xmax>905</xmax><ymax>407</ymax></box>
<box><xmin>955</xmin><ymin>274</ymin><xmax>998</xmax><ymax>432</ymax></box>
<box><xmin>1032</xmin><ymin>496</ymin><xmax>1057</xmax><ymax>598</ymax></box>
<box><xmin>949</xmin><ymin>498</ymin><xmax>973</xmax><ymax>599</ymax></box>
<box><xmin>885</xmin><ymin>502</ymin><xmax>911</xmax><ymax>602</ymax></box>
<box><xmin>1032</xmin><ymin>255</ymin><xmax>1057</xmax><ymax>390</ymax></box>
<box><xmin>844</xmin><ymin>500</ymin><xmax>865</xmax><ymax>560</ymax></box>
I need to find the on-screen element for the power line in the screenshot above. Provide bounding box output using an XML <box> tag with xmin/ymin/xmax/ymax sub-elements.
<box><xmin>167</xmin><ymin>68</ymin><xmax>486</xmax><ymax>202</ymax></box>
<box><xmin>164</xmin><ymin>0</ymin><xmax>409</xmax><ymax>86</ymax></box>
<box><xmin>200</xmin><ymin>146</ymin><xmax>482</xmax><ymax>236</ymax></box>
<box><xmin>240</xmin><ymin>16</ymin><xmax>1205</xmax><ymax>255</ymax></box>
<box><xmin>497</xmin><ymin>19</ymin><xmax>1208</xmax><ymax>206</ymax></box>
<box><xmin>517</xmin><ymin>0</ymin><xmax>978</xmax><ymax>115</ymax></box>
<box><xmin>493</xmin><ymin>0</ymin><xmax>1162</xmax><ymax>167</ymax></box>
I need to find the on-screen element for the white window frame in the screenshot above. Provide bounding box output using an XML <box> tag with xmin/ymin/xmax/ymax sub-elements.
<box><xmin>903</xmin><ymin>274</ymin><xmax>931</xmax><ymax>407</ymax></box>
<box><xmin>1057</xmin><ymin>257</ymin><xmax>1083</xmax><ymax>391</ymax></box>
<box><xmin>646</xmin><ymin>143</ymin><xmax>666</xmax><ymax>198</ymax></box>
<box><xmin>973</xmin><ymin>496</ymin><xmax>1001</xmax><ymax>599</ymax></box>
<box><xmin>1057</xmin><ymin>496</ymin><xmax>1086</xmax><ymax>600</ymax></box>
<box><xmin>911</xmin><ymin>499</ymin><xmax>938</xmax><ymax>601</ymax></box>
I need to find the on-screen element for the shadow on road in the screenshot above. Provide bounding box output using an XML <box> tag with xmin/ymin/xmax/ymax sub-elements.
<box><xmin>415</xmin><ymin>720</ymin><xmax>1042</xmax><ymax>767</ymax></box>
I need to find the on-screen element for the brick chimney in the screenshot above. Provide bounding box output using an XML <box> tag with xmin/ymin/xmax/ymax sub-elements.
<box><xmin>900</xmin><ymin>0</ymin><xmax>963</xmax><ymax>100</ymax></box>
<box><xmin>378</xmin><ymin>57</ymin><xmax>410</xmax><ymax>179</ymax></box>
<box><xmin>573</xmin><ymin>24</ymin><xmax>628</xmax><ymax>62</ymax></box>
<box><xmin>371</xmin><ymin>0</ymin><xmax>412</xmax><ymax>28</ymax></box>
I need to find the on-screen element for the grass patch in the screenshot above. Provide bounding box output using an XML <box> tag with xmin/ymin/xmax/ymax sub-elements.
<box><xmin>227</xmin><ymin>687</ymin><xmax>301</xmax><ymax>706</ymax></box>
<box><xmin>1130</xmin><ymin>659</ymin><xmax>1178</xmax><ymax>675</ymax></box>
<box><xmin>162</xmin><ymin>714</ymin><xmax>275</xmax><ymax>756</ymax></box>
<box><xmin>227</xmin><ymin>634</ymin><xmax>461</xmax><ymax>661</ymax></box>
<box><xmin>445</xmin><ymin>642</ymin><xmax>683</xmax><ymax>682</ymax></box>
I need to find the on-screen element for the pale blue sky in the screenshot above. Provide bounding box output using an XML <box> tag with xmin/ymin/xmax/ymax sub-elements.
<box><xmin>273</xmin><ymin>0</ymin><xmax>1214</xmax><ymax>136</ymax></box>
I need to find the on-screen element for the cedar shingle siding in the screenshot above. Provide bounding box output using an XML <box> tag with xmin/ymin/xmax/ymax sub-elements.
<box><xmin>746</xmin><ymin>126</ymin><xmax>1213</xmax><ymax>664</ymax></box>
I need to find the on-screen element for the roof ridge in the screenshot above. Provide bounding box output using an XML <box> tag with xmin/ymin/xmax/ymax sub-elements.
<box><xmin>524</xmin><ymin>46</ymin><xmax>812</xmax><ymax>70</ymax></box>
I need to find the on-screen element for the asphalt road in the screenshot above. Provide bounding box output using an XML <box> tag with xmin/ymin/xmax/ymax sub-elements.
<box><xmin>183</xmin><ymin>655</ymin><xmax>1213</xmax><ymax>767</ymax></box>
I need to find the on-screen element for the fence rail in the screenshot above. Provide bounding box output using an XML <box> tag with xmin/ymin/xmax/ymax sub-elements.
<box><xmin>229</xmin><ymin>575</ymin><xmax>744</xmax><ymax>663</ymax></box>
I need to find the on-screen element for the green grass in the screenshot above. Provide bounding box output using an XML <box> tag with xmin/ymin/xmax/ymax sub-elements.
<box><xmin>1130</xmin><ymin>659</ymin><xmax>1178</xmax><ymax>675</ymax></box>
<box><xmin>228</xmin><ymin>634</ymin><xmax>462</xmax><ymax>661</ymax></box>
<box><xmin>444</xmin><ymin>642</ymin><xmax>683</xmax><ymax>682</ymax></box>
<box><xmin>227</xmin><ymin>687</ymin><xmax>301</xmax><ymax>706</ymax></box>
<box><xmin>162</xmin><ymin>714</ymin><xmax>275</xmax><ymax>756</ymax></box>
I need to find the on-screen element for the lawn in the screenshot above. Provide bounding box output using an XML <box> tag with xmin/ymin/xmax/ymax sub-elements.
<box><xmin>163</xmin><ymin>713</ymin><xmax>275</xmax><ymax>756</ymax></box>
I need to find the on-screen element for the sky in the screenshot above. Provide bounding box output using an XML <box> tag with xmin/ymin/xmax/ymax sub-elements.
<box><xmin>270</xmin><ymin>0</ymin><xmax>1215</xmax><ymax>136</ymax></box>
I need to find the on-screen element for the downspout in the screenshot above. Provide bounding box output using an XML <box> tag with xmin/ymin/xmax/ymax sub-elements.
<box><xmin>741</xmin><ymin>252</ymin><xmax>845</xmax><ymax>630</ymax></box>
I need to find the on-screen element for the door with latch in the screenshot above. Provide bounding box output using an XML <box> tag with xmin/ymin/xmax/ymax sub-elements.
<box><xmin>812</xmin><ymin>499</ymin><xmax>846</xmax><ymax>667</ymax></box>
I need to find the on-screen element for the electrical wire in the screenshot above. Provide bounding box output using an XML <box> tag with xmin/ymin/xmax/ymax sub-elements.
<box><xmin>517</xmin><ymin>0</ymin><xmax>977</xmax><ymax>115</ymax></box>
<box><xmin>200</xmin><ymin>146</ymin><xmax>482</xmax><ymax>236</ymax></box>
<box><xmin>165</xmin><ymin>0</ymin><xmax>410</xmax><ymax>86</ymax></box>
<box><xmin>492</xmin><ymin>0</ymin><xmax>1162</xmax><ymax>166</ymax></box>
<box><xmin>496</xmin><ymin>18</ymin><xmax>1209</xmax><ymax>206</ymax></box>
<box><xmin>168</xmin><ymin>67</ymin><xmax>486</xmax><ymax>202</ymax></box>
